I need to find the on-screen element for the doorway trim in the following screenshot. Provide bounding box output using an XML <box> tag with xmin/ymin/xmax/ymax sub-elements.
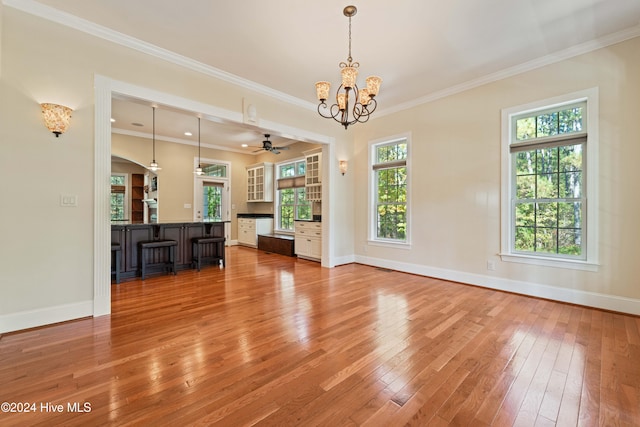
<box><xmin>94</xmin><ymin>75</ymin><xmax>334</xmax><ymax>316</ymax></box>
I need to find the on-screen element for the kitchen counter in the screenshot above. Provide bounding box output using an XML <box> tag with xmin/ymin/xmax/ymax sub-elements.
<box><xmin>111</xmin><ymin>221</ymin><xmax>225</xmax><ymax>280</ymax></box>
<box><xmin>237</xmin><ymin>213</ymin><xmax>274</xmax><ymax>218</ymax></box>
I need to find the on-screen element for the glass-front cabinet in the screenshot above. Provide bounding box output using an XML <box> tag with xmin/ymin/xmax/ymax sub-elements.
<box><xmin>304</xmin><ymin>149</ymin><xmax>322</xmax><ymax>202</ymax></box>
<box><xmin>246</xmin><ymin>162</ymin><xmax>273</xmax><ymax>202</ymax></box>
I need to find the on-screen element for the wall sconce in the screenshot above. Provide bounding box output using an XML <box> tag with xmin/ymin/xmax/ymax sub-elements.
<box><xmin>41</xmin><ymin>103</ymin><xmax>73</xmax><ymax>137</ymax></box>
<box><xmin>339</xmin><ymin>159</ymin><xmax>348</xmax><ymax>175</ymax></box>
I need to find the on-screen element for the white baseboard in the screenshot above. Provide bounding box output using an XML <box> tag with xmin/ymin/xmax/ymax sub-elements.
<box><xmin>0</xmin><ymin>300</ymin><xmax>93</xmax><ymax>334</ymax></box>
<box><xmin>354</xmin><ymin>254</ymin><xmax>640</xmax><ymax>316</ymax></box>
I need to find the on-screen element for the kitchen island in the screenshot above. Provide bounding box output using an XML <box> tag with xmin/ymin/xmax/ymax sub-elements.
<box><xmin>111</xmin><ymin>221</ymin><xmax>225</xmax><ymax>281</ymax></box>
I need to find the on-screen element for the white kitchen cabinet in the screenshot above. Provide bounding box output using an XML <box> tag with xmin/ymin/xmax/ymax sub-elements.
<box><xmin>294</xmin><ymin>220</ymin><xmax>322</xmax><ymax>261</ymax></box>
<box><xmin>304</xmin><ymin>149</ymin><xmax>322</xmax><ymax>202</ymax></box>
<box><xmin>247</xmin><ymin>162</ymin><xmax>273</xmax><ymax>202</ymax></box>
<box><xmin>237</xmin><ymin>217</ymin><xmax>273</xmax><ymax>247</ymax></box>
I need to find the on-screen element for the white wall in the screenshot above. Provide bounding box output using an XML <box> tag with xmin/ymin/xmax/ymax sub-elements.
<box><xmin>353</xmin><ymin>37</ymin><xmax>640</xmax><ymax>313</ymax></box>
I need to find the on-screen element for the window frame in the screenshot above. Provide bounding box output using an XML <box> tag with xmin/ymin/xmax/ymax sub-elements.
<box><xmin>368</xmin><ymin>133</ymin><xmax>411</xmax><ymax>248</ymax></box>
<box><xmin>274</xmin><ymin>158</ymin><xmax>311</xmax><ymax>233</ymax></box>
<box><xmin>500</xmin><ymin>88</ymin><xmax>599</xmax><ymax>271</ymax></box>
<box><xmin>192</xmin><ymin>158</ymin><xmax>231</xmax><ymax>223</ymax></box>
<box><xmin>110</xmin><ymin>173</ymin><xmax>129</xmax><ymax>221</ymax></box>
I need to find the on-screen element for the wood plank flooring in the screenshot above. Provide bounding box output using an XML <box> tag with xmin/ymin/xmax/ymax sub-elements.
<box><xmin>1</xmin><ymin>246</ymin><xmax>639</xmax><ymax>426</ymax></box>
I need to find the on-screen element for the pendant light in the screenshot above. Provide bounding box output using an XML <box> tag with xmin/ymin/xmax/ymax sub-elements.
<box><xmin>194</xmin><ymin>117</ymin><xmax>204</xmax><ymax>175</ymax></box>
<box><xmin>148</xmin><ymin>106</ymin><xmax>162</xmax><ymax>171</ymax></box>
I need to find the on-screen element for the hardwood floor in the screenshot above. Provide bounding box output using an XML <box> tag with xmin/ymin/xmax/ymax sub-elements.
<box><xmin>1</xmin><ymin>246</ymin><xmax>639</xmax><ymax>426</ymax></box>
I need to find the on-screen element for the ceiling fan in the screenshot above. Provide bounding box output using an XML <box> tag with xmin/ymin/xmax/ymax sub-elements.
<box><xmin>253</xmin><ymin>134</ymin><xmax>289</xmax><ymax>154</ymax></box>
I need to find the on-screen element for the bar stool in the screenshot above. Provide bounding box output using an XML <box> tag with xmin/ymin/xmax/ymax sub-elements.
<box><xmin>191</xmin><ymin>237</ymin><xmax>225</xmax><ymax>271</ymax></box>
<box><xmin>138</xmin><ymin>240</ymin><xmax>178</xmax><ymax>280</ymax></box>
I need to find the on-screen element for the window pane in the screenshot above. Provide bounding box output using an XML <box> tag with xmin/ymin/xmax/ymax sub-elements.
<box><xmin>280</xmin><ymin>164</ymin><xmax>295</xmax><ymax>177</ymax></box>
<box><xmin>515</xmin><ymin>150</ymin><xmax>535</xmax><ymax>175</ymax></box>
<box><xmin>536</xmin><ymin>202</ymin><xmax>557</xmax><ymax>228</ymax></box>
<box><xmin>203</xmin><ymin>186</ymin><xmax>222</xmax><ymax>221</ymax></box>
<box><xmin>558</xmin><ymin>229</ymin><xmax>582</xmax><ymax>255</ymax></box>
<box><xmin>515</xmin><ymin>226</ymin><xmax>535</xmax><ymax>251</ymax></box>
<box><xmin>536</xmin><ymin>148</ymin><xmax>558</xmax><ymax>174</ymax></box>
<box><xmin>280</xmin><ymin>205</ymin><xmax>294</xmax><ymax>230</ymax></box>
<box><xmin>202</xmin><ymin>164</ymin><xmax>226</xmax><ymax>177</ymax></box>
<box><xmin>559</xmin><ymin>144</ymin><xmax>582</xmax><ymax>172</ymax></box>
<box><xmin>296</xmin><ymin>161</ymin><xmax>306</xmax><ymax>176</ymax></box>
<box><xmin>559</xmin><ymin>107</ymin><xmax>583</xmax><ymax>134</ymax></box>
<box><xmin>535</xmin><ymin>228</ymin><xmax>557</xmax><ymax>253</ymax></box>
<box><xmin>110</xmin><ymin>175</ymin><xmax>125</xmax><ymax>185</ymax></box>
<box><xmin>558</xmin><ymin>172</ymin><xmax>581</xmax><ymax>198</ymax></box>
<box><xmin>536</xmin><ymin>174</ymin><xmax>558</xmax><ymax>199</ymax></box>
<box><xmin>376</xmin><ymin>142</ymin><xmax>407</xmax><ymax>163</ymax></box>
<box><xmin>536</xmin><ymin>112</ymin><xmax>558</xmax><ymax>137</ymax></box>
<box><xmin>111</xmin><ymin>193</ymin><xmax>125</xmax><ymax>220</ymax></box>
<box><xmin>516</xmin><ymin>175</ymin><xmax>535</xmax><ymax>199</ymax></box>
<box><xmin>516</xmin><ymin>117</ymin><xmax>536</xmax><ymax>140</ymax></box>
<box><xmin>558</xmin><ymin>202</ymin><xmax>581</xmax><ymax>228</ymax></box>
<box><xmin>515</xmin><ymin>203</ymin><xmax>535</xmax><ymax>227</ymax></box>
<box><xmin>377</xmin><ymin>204</ymin><xmax>406</xmax><ymax>240</ymax></box>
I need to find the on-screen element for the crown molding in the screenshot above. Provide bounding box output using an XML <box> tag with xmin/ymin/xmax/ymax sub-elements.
<box><xmin>3</xmin><ymin>0</ymin><xmax>317</xmax><ymax>111</ymax></box>
<box><xmin>377</xmin><ymin>24</ymin><xmax>640</xmax><ymax>118</ymax></box>
<box><xmin>6</xmin><ymin>0</ymin><xmax>640</xmax><ymax>119</ymax></box>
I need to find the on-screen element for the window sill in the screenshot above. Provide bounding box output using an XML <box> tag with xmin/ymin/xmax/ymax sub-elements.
<box><xmin>367</xmin><ymin>239</ymin><xmax>411</xmax><ymax>250</ymax></box>
<box><xmin>499</xmin><ymin>253</ymin><xmax>599</xmax><ymax>272</ymax></box>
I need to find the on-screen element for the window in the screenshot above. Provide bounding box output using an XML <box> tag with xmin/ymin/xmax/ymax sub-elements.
<box><xmin>200</xmin><ymin>163</ymin><xmax>227</xmax><ymax>177</ymax></box>
<box><xmin>370</xmin><ymin>136</ymin><xmax>409</xmax><ymax>244</ymax></box>
<box><xmin>501</xmin><ymin>89</ymin><xmax>598</xmax><ymax>270</ymax></box>
<box><xmin>276</xmin><ymin>160</ymin><xmax>311</xmax><ymax>231</ymax></box>
<box><xmin>110</xmin><ymin>174</ymin><xmax>127</xmax><ymax>221</ymax></box>
<box><xmin>202</xmin><ymin>182</ymin><xmax>223</xmax><ymax>221</ymax></box>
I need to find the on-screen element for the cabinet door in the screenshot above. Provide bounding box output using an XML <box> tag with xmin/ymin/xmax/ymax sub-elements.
<box><xmin>161</xmin><ymin>224</ymin><xmax>184</xmax><ymax>264</ymax></box>
<box><xmin>294</xmin><ymin>235</ymin><xmax>310</xmax><ymax>256</ymax></box>
<box><xmin>310</xmin><ymin>237</ymin><xmax>322</xmax><ymax>259</ymax></box>
<box><xmin>124</xmin><ymin>226</ymin><xmax>152</xmax><ymax>272</ymax></box>
<box><xmin>247</xmin><ymin>168</ymin><xmax>256</xmax><ymax>201</ymax></box>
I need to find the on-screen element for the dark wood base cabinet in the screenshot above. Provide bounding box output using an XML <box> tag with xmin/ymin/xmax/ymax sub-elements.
<box><xmin>257</xmin><ymin>234</ymin><xmax>295</xmax><ymax>257</ymax></box>
<box><xmin>111</xmin><ymin>222</ymin><xmax>225</xmax><ymax>280</ymax></box>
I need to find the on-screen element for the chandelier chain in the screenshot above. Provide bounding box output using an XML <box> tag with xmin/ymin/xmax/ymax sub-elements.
<box><xmin>347</xmin><ymin>13</ymin><xmax>352</xmax><ymax>63</ymax></box>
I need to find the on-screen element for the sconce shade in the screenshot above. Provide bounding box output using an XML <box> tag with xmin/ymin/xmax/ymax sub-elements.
<box><xmin>339</xmin><ymin>160</ymin><xmax>348</xmax><ymax>175</ymax></box>
<box><xmin>41</xmin><ymin>103</ymin><xmax>72</xmax><ymax>137</ymax></box>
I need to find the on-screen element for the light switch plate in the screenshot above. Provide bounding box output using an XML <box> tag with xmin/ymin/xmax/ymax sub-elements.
<box><xmin>60</xmin><ymin>194</ymin><xmax>78</xmax><ymax>207</ymax></box>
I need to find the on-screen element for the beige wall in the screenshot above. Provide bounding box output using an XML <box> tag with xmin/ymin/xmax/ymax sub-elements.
<box><xmin>0</xmin><ymin>7</ymin><xmax>346</xmax><ymax>329</ymax></box>
<box><xmin>1</xmin><ymin>4</ymin><xmax>637</xmax><ymax>332</ymax></box>
<box><xmin>112</xmin><ymin>134</ymin><xmax>322</xmax><ymax>236</ymax></box>
<box><xmin>353</xmin><ymin>36</ymin><xmax>640</xmax><ymax>304</ymax></box>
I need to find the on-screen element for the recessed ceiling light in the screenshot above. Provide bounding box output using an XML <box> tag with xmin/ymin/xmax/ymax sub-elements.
<box><xmin>110</xmin><ymin>118</ymin><xmax>115</xmax><ymax>123</ymax></box>
<box><xmin>184</xmin><ymin>132</ymin><xmax>193</xmax><ymax>136</ymax></box>
<box><xmin>241</xmin><ymin>144</ymin><xmax>248</xmax><ymax>148</ymax></box>
<box><xmin>131</xmin><ymin>122</ymin><xmax>143</xmax><ymax>127</ymax></box>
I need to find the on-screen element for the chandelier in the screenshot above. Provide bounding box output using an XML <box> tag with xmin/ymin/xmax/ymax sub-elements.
<box><xmin>315</xmin><ymin>5</ymin><xmax>382</xmax><ymax>129</ymax></box>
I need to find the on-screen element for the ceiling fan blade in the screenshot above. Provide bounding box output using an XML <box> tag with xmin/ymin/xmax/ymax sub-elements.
<box><xmin>252</xmin><ymin>148</ymin><xmax>264</xmax><ymax>153</ymax></box>
<box><xmin>273</xmin><ymin>146</ymin><xmax>289</xmax><ymax>150</ymax></box>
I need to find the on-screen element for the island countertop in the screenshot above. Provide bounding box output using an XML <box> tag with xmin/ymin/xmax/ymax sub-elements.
<box><xmin>111</xmin><ymin>221</ymin><xmax>226</xmax><ymax>280</ymax></box>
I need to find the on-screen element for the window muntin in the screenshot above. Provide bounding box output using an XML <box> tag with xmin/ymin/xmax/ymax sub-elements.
<box><xmin>510</xmin><ymin>101</ymin><xmax>587</xmax><ymax>260</ymax></box>
<box><xmin>371</xmin><ymin>138</ymin><xmax>409</xmax><ymax>243</ymax></box>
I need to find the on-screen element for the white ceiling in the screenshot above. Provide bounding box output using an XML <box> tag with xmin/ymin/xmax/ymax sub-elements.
<box><xmin>13</xmin><ymin>0</ymin><xmax>640</xmax><ymax>152</ymax></box>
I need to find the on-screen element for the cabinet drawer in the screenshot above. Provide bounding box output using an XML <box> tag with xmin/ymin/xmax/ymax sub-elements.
<box><xmin>295</xmin><ymin>221</ymin><xmax>321</xmax><ymax>233</ymax></box>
